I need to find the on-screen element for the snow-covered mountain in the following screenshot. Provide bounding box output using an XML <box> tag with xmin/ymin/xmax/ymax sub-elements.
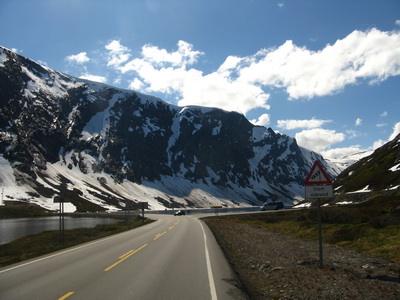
<box><xmin>325</xmin><ymin>150</ymin><xmax>373</xmax><ymax>172</ymax></box>
<box><xmin>0</xmin><ymin>46</ymin><xmax>339</xmax><ymax>211</ymax></box>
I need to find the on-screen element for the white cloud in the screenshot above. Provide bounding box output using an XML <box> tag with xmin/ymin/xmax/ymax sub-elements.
<box><xmin>128</xmin><ymin>78</ymin><xmax>145</xmax><ymax>90</ymax></box>
<box><xmin>239</xmin><ymin>28</ymin><xmax>400</xmax><ymax>99</ymax></box>
<box><xmin>105</xmin><ymin>40</ymin><xmax>131</xmax><ymax>68</ymax></box>
<box><xmin>346</xmin><ymin>129</ymin><xmax>362</xmax><ymax>139</ymax></box>
<box><xmin>376</xmin><ymin>123</ymin><xmax>387</xmax><ymax>128</ymax></box>
<box><xmin>178</xmin><ymin>72</ymin><xmax>270</xmax><ymax>115</ymax></box>
<box><xmin>277</xmin><ymin>117</ymin><xmax>331</xmax><ymax>130</ymax></box>
<box><xmin>101</xmin><ymin>29</ymin><xmax>400</xmax><ymax>117</ymax></box>
<box><xmin>321</xmin><ymin>146</ymin><xmax>364</xmax><ymax>160</ymax></box>
<box><xmin>65</xmin><ymin>52</ymin><xmax>90</xmax><ymax>64</ymax></box>
<box><xmin>395</xmin><ymin>20</ymin><xmax>400</xmax><ymax>26</ymax></box>
<box><xmin>295</xmin><ymin>128</ymin><xmax>345</xmax><ymax>152</ymax></box>
<box><xmin>389</xmin><ymin>122</ymin><xmax>400</xmax><ymax>140</ymax></box>
<box><xmin>79</xmin><ymin>73</ymin><xmax>107</xmax><ymax>83</ymax></box>
<box><xmin>380</xmin><ymin>111</ymin><xmax>388</xmax><ymax>117</ymax></box>
<box><xmin>355</xmin><ymin>118</ymin><xmax>362</xmax><ymax>126</ymax></box>
<box><xmin>109</xmin><ymin>41</ymin><xmax>270</xmax><ymax>115</ymax></box>
<box><xmin>141</xmin><ymin>40</ymin><xmax>204</xmax><ymax>67</ymax></box>
<box><xmin>373</xmin><ymin>121</ymin><xmax>400</xmax><ymax>149</ymax></box>
<box><xmin>11</xmin><ymin>48</ymin><xmax>21</xmax><ymax>53</ymax></box>
<box><xmin>250</xmin><ymin>114</ymin><xmax>270</xmax><ymax>126</ymax></box>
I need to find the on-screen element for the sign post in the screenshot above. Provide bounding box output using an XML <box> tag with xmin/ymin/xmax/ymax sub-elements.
<box><xmin>304</xmin><ymin>160</ymin><xmax>332</xmax><ymax>269</ymax></box>
<box><xmin>139</xmin><ymin>202</ymin><xmax>148</xmax><ymax>223</ymax></box>
<box><xmin>54</xmin><ymin>193</ymin><xmax>71</xmax><ymax>245</ymax></box>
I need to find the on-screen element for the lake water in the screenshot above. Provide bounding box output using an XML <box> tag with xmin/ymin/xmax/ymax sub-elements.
<box><xmin>0</xmin><ymin>216</ymin><xmax>120</xmax><ymax>245</ymax></box>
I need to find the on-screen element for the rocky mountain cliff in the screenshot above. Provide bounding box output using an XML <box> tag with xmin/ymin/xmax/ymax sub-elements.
<box><xmin>0</xmin><ymin>46</ymin><xmax>338</xmax><ymax>211</ymax></box>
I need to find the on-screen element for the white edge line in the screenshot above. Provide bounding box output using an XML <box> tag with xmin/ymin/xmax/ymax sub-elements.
<box><xmin>0</xmin><ymin>219</ymin><xmax>160</xmax><ymax>274</ymax></box>
<box><xmin>197</xmin><ymin>219</ymin><xmax>218</xmax><ymax>300</ymax></box>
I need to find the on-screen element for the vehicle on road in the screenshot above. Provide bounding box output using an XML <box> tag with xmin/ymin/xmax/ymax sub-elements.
<box><xmin>174</xmin><ymin>210</ymin><xmax>186</xmax><ymax>216</ymax></box>
<box><xmin>260</xmin><ymin>201</ymin><xmax>284</xmax><ymax>211</ymax></box>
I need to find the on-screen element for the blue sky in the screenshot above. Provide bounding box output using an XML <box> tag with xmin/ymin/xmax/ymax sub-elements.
<box><xmin>1</xmin><ymin>0</ymin><xmax>400</xmax><ymax>160</ymax></box>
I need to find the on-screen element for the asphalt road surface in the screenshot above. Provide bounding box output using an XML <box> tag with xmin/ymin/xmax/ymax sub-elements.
<box><xmin>0</xmin><ymin>214</ymin><xmax>247</xmax><ymax>300</ymax></box>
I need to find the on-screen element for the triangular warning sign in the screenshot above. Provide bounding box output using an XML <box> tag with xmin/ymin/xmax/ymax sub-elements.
<box><xmin>304</xmin><ymin>160</ymin><xmax>332</xmax><ymax>185</ymax></box>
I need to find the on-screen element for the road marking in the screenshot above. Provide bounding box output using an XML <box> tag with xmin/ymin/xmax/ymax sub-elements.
<box><xmin>119</xmin><ymin>249</ymin><xmax>135</xmax><ymax>259</ymax></box>
<box><xmin>58</xmin><ymin>291</ymin><xmax>74</xmax><ymax>300</ymax></box>
<box><xmin>168</xmin><ymin>225</ymin><xmax>175</xmax><ymax>230</ymax></box>
<box><xmin>197</xmin><ymin>219</ymin><xmax>218</xmax><ymax>300</ymax></box>
<box><xmin>0</xmin><ymin>224</ymin><xmax>153</xmax><ymax>274</ymax></box>
<box><xmin>104</xmin><ymin>244</ymin><xmax>148</xmax><ymax>271</ymax></box>
<box><xmin>153</xmin><ymin>231</ymin><xmax>167</xmax><ymax>240</ymax></box>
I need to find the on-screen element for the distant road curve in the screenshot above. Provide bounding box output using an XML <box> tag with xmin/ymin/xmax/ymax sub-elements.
<box><xmin>0</xmin><ymin>214</ymin><xmax>247</xmax><ymax>300</ymax></box>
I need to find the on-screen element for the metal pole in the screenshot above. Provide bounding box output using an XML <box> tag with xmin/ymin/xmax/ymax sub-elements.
<box><xmin>59</xmin><ymin>200</ymin><xmax>62</xmax><ymax>244</ymax></box>
<box><xmin>317</xmin><ymin>198</ymin><xmax>323</xmax><ymax>269</ymax></box>
<box><xmin>61</xmin><ymin>200</ymin><xmax>65</xmax><ymax>245</ymax></box>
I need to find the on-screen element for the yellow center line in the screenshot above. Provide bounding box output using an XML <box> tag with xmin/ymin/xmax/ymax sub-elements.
<box><xmin>169</xmin><ymin>225</ymin><xmax>175</xmax><ymax>230</ymax></box>
<box><xmin>119</xmin><ymin>249</ymin><xmax>135</xmax><ymax>259</ymax></box>
<box><xmin>153</xmin><ymin>231</ymin><xmax>167</xmax><ymax>240</ymax></box>
<box><xmin>104</xmin><ymin>244</ymin><xmax>148</xmax><ymax>271</ymax></box>
<box><xmin>58</xmin><ymin>291</ymin><xmax>75</xmax><ymax>300</ymax></box>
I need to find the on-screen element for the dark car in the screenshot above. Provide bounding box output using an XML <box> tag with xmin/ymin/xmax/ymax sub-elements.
<box><xmin>174</xmin><ymin>210</ymin><xmax>186</xmax><ymax>216</ymax></box>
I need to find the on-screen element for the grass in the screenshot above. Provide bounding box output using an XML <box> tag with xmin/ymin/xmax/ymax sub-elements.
<box><xmin>0</xmin><ymin>216</ymin><xmax>154</xmax><ymax>268</ymax></box>
<box><xmin>0</xmin><ymin>201</ymin><xmax>56</xmax><ymax>218</ymax></box>
<box><xmin>215</xmin><ymin>196</ymin><xmax>400</xmax><ymax>263</ymax></box>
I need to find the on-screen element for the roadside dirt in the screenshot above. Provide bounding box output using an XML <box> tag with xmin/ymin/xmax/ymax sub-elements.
<box><xmin>204</xmin><ymin>218</ymin><xmax>400</xmax><ymax>299</ymax></box>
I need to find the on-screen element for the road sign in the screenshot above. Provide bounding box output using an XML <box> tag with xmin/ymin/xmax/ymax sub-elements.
<box><xmin>305</xmin><ymin>185</ymin><xmax>333</xmax><ymax>198</ymax></box>
<box><xmin>53</xmin><ymin>195</ymin><xmax>71</xmax><ymax>203</ymax></box>
<box><xmin>304</xmin><ymin>161</ymin><xmax>332</xmax><ymax>185</ymax></box>
<box><xmin>139</xmin><ymin>202</ymin><xmax>149</xmax><ymax>209</ymax></box>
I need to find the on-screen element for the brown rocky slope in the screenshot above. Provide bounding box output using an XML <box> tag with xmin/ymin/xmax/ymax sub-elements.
<box><xmin>204</xmin><ymin>218</ymin><xmax>400</xmax><ymax>299</ymax></box>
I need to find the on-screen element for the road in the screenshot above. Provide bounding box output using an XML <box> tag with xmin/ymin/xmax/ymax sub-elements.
<box><xmin>0</xmin><ymin>214</ymin><xmax>247</xmax><ymax>300</ymax></box>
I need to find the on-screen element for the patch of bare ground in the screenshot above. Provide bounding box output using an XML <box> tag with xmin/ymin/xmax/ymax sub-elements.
<box><xmin>204</xmin><ymin>218</ymin><xmax>400</xmax><ymax>300</ymax></box>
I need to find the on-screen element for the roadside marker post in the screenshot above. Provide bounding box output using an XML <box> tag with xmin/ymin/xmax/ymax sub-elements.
<box><xmin>304</xmin><ymin>160</ymin><xmax>333</xmax><ymax>269</ymax></box>
<box><xmin>211</xmin><ymin>206</ymin><xmax>222</xmax><ymax>216</ymax></box>
<box><xmin>139</xmin><ymin>202</ymin><xmax>148</xmax><ymax>223</ymax></box>
<box><xmin>54</xmin><ymin>192</ymin><xmax>71</xmax><ymax>245</ymax></box>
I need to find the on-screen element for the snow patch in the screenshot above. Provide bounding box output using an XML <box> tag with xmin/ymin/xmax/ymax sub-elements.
<box><xmin>0</xmin><ymin>49</ymin><xmax>8</xmax><ymax>67</ymax></box>
<box><xmin>346</xmin><ymin>185</ymin><xmax>371</xmax><ymax>194</ymax></box>
<box><xmin>389</xmin><ymin>163</ymin><xmax>400</xmax><ymax>172</ymax></box>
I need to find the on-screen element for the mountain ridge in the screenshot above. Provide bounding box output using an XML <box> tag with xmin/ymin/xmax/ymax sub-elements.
<box><xmin>0</xmin><ymin>46</ymin><xmax>338</xmax><ymax>211</ymax></box>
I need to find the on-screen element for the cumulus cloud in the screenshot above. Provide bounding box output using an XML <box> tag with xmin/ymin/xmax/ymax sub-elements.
<box><xmin>107</xmin><ymin>40</ymin><xmax>270</xmax><ymax>115</ymax></box>
<box><xmin>372</xmin><ymin>121</ymin><xmax>400</xmax><ymax>149</ymax></box>
<box><xmin>295</xmin><ymin>128</ymin><xmax>345</xmax><ymax>153</ymax></box>
<box><xmin>389</xmin><ymin>122</ymin><xmax>400</xmax><ymax>140</ymax></box>
<box><xmin>65</xmin><ymin>52</ymin><xmax>90</xmax><ymax>64</ymax></box>
<box><xmin>355</xmin><ymin>118</ymin><xmax>362</xmax><ymax>126</ymax></box>
<box><xmin>277</xmin><ymin>117</ymin><xmax>331</xmax><ymax>130</ymax></box>
<box><xmin>128</xmin><ymin>78</ymin><xmax>145</xmax><ymax>90</ymax></box>
<box><xmin>250</xmin><ymin>114</ymin><xmax>271</xmax><ymax>126</ymax></box>
<box><xmin>322</xmin><ymin>146</ymin><xmax>364</xmax><ymax>160</ymax></box>
<box><xmin>239</xmin><ymin>28</ymin><xmax>400</xmax><ymax>99</ymax></box>
<box><xmin>102</xmin><ymin>28</ymin><xmax>400</xmax><ymax>117</ymax></box>
<box><xmin>79</xmin><ymin>73</ymin><xmax>107</xmax><ymax>83</ymax></box>
<box><xmin>105</xmin><ymin>40</ymin><xmax>131</xmax><ymax>68</ymax></box>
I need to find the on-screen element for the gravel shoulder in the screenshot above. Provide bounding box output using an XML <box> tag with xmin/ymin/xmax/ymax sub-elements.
<box><xmin>204</xmin><ymin>218</ymin><xmax>400</xmax><ymax>299</ymax></box>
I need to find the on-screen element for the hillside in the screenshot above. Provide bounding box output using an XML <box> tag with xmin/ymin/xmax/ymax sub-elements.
<box><xmin>333</xmin><ymin>133</ymin><xmax>400</xmax><ymax>197</ymax></box>
<box><xmin>0</xmin><ymin>46</ymin><xmax>338</xmax><ymax>211</ymax></box>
